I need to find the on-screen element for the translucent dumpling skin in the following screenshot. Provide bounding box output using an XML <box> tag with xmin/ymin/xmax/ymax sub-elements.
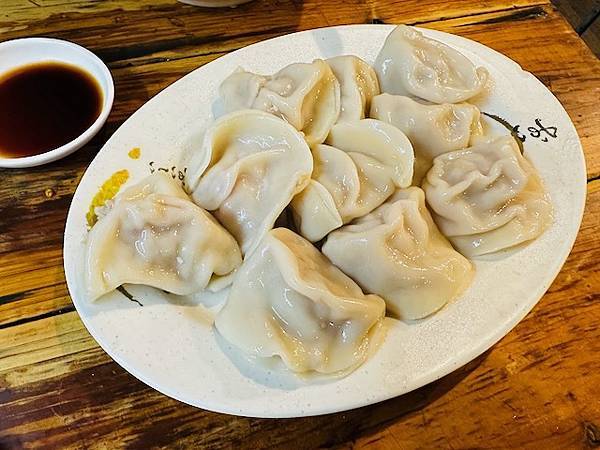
<box><xmin>215</xmin><ymin>228</ymin><xmax>386</xmax><ymax>375</ymax></box>
<box><xmin>327</xmin><ymin>55</ymin><xmax>380</xmax><ymax>123</ymax></box>
<box><xmin>219</xmin><ymin>60</ymin><xmax>340</xmax><ymax>146</ymax></box>
<box><xmin>322</xmin><ymin>187</ymin><xmax>474</xmax><ymax>320</ymax></box>
<box><xmin>423</xmin><ymin>136</ymin><xmax>553</xmax><ymax>257</ymax></box>
<box><xmin>370</xmin><ymin>93</ymin><xmax>482</xmax><ymax>184</ymax></box>
<box><xmin>375</xmin><ymin>25</ymin><xmax>488</xmax><ymax>104</ymax></box>
<box><xmin>85</xmin><ymin>173</ymin><xmax>242</xmax><ymax>301</ymax></box>
<box><xmin>185</xmin><ymin>110</ymin><xmax>313</xmax><ymax>255</ymax></box>
<box><xmin>291</xmin><ymin>119</ymin><xmax>414</xmax><ymax>242</ymax></box>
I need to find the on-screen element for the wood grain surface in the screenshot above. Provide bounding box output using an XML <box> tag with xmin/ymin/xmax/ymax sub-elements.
<box><xmin>551</xmin><ymin>0</ymin><xmax>600</xmax><ymax>32</ymax></box>
<box><xmin>1</xmin><ymin>1</ymin><xmax>599</xmax><ymax>448</ymax></box>
<box><xmin>583</xmin><ymin>15</ymin><xmax>600</xmax><ymax>56</ymax></box>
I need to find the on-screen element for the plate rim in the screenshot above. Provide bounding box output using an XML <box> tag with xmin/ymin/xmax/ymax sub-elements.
<box><xmin>63</xmin><ymin>24</ymin><xmax>587</xmax><ymax>418</ymax></box>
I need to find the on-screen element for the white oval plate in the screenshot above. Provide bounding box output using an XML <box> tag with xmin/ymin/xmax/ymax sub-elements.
<box><xmin>64</xmin><ymin>25</ymin><xmax>586</xmax><ymax>418</ymax></box>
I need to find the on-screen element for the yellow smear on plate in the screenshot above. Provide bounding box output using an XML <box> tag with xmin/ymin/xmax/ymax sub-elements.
<box><xmin>128</xmin><ymin>147</ymin><xmax>141</xmax><ymax>159</ymax></box>
<box><xmin>86</xmin><ymin>169</ymin><xmax>129</xmax><ymax>228</ymax></box>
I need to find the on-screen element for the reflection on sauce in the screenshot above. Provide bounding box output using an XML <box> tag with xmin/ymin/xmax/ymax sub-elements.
<box><xmin>0</xmin><ymin>61</ymin><xmax>102</xmax><ymax>158</ymax></box>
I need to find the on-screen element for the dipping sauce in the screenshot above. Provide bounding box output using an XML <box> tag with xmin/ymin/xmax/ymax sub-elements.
<box><xmin>0</xmin><ymin>61</ymin><xmax>102</xmax><ymax>159</ymax></box>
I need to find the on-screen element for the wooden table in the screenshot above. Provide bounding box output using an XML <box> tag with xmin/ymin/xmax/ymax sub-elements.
<box><xmin>1</xmin><ymin>1</ymin><xmax>599</xmax><ymax>448</ymax></box>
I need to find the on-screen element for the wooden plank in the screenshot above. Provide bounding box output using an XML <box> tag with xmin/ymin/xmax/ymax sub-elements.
<box><xmin>2</xmin><ymin>0</ymin><xmax>548</xmax><ymax>41</ymax></box>
<box><xmin>0</xmin><ymin>0</ymin><xmax>546</xmax><ymax>58</ymax></box>
<box><xmin>1</xmin><ymin>179</ymin><xmax>598</xmax><ymax>449</ymax></box>
<box><xmin>582</xmin><ymin>15</ymin><xmax>600</xmax><ymax>56</ymax></box>
<box><xmin>551</xmin><ymin>0</ymin><xmax>600</xmax><ymax>32</ymax></box>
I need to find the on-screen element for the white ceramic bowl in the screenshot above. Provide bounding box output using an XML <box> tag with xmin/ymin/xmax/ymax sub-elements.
<box><xmin>0</xmin><ymin>38</ymin><xmax>114</xmax><ymax>169</ymax></box>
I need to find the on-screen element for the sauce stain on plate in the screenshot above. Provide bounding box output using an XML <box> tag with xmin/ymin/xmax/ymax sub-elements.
<box><xmin>86</xmin><ymin>169</ymin><xmax>129</xmax><ymax>227</ymax></box>
<box><xmin>128</xmin><ymin>147</ymin><xmax>141</xmax><ymax>159</ymax></box>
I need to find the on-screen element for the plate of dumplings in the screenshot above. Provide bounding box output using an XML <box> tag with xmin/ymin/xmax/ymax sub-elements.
<box><xmin>64</xmin><ymin>25</ymin><xmax>586</xmax><ymax>417</ymax></box>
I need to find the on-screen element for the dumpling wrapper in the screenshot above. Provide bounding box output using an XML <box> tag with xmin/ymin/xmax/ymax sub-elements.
<box><xmin>86</xmin><ymin>173</ymin><xmax>242</xmax><ymax>301</ymax></box>
<box><xmin>370</xmin><ymin>94</ymin><xmax>482</xmax><ymax>184</ymax></box>
<box><xmin>423</xmin><ymin>135</ymin><xmax>553</xmax><ymax>257</ymax></box>
<box><xmin>219</xmin><ymin>59</ymin><xmax>340</xmax><ymax>146</ymax></box>
<box><xmin>185</xmin><ymin>109</ymin><xmax>313</xmax><ymax>256</ymax></box>
<box><xmin>291</xmin><ymin>119</ymin><xmax>414</xmax><ymax>242</ymax></box>
<box><xmin>215</xmin><ymin>228</ymin><xmax>386</xmax><ymax>376</ymax></box>
<box><xmin>375</xmin><ymin>25</ymin><xmax>488</xmax><ymax>104</ymax></box>
<box><xmin>322</xmin><ymin>187</ymin><xmax>474</xmax><ymax>320</ymax></box>
<box><xmin>327</xmin><ymin>55</ymin><xmax>380</xmax><ymax>123</ymax></box>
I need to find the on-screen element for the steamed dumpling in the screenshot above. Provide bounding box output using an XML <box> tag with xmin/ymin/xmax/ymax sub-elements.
<box><xmin>291</xmin><ymin>119</ymin><xmax>414</xmax><ymax>242</ymax></box>
<box><xmin>215</xmin><ymin>228</ymin><xmax>386</xmax><ymax>375</ymax></box>
<box><xmin>375</xmin><ymin>25</ymin><xmax>488</xmax><ymax>103</ymax></box>
<box><xmin>370</xmin><ymin>94</ymin><xmax>482</xmax><ymax>183</ymax></box>
<box><xmin>217</xmin><ymin>69</ymin><xmax>265</xmax><ymax>111</ymax></box>
<box><xmin>327</xmin><ymin>55</ymin><xmax>380</xmax><ymax>123</ymax></box>
<box><xmin>86</xmin><ymin>173</ymin><xmax>242</xmax><ymax>301</ymax></box>
<box><xmin>322</xmin><ymin>187</ymin><xmax>474</xmax><ymax>320</ymax></box>
<box><xmin>219</xmin><ymin>59</ymin><xmax>340</xmax><ymax>146</ymax></box>
<box><xmin>185</xmin><ymin>110</ymin><xmax>313</xmax><ymax>256</ymax></box>
<box><xmin>423</xmin><ymin>136</ymin><xmax>553</xmax><ymax>257</ymax></box>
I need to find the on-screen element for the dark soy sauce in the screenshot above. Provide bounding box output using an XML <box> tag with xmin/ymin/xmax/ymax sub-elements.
<box><xmin>0</xmin><ymin>62</ymin><xmax>102</xmax><ymax>159</ymax></box>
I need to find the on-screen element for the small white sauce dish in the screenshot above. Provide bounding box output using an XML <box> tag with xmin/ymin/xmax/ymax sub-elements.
<box><xmin>0</xmin><ymin>37</ymin><xmax>114</xmax><ymax>169</ymax></box>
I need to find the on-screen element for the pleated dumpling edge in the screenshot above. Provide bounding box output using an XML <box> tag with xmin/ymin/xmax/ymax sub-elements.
<box><xmin>374</xmin><ymin>25</ymin><xmax>488</xmax><ymax>104</ymax></box>
<box><xmin>215</xmin><ymin>228</ymin><xmax>386</xmax><ymax>376</ymax></box>
<box><xmin>185</xmin><ymin>110</ymin><xmax>313</xmax><ymax>256</ymax></box>
<box><xmin>322</xmin><ymin>187</ymin><xmax>474</xmax><ymax>320</ymax></box>
<box><xmin>85</xmin><ymin>172</ymin><xmax>242</xmax><ymax>302</ymax></box>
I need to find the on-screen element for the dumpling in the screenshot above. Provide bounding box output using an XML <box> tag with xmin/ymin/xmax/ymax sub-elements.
<box><xmin>185</xmin><ymin>109</ymin><xmax>313</xmax><ymax>255</ymax></box>
<box><xmin>217</xmin><ymin>69</ymin><xmax>266</xmax><ymax>112</ymax></box>
<box><xmin>374</xmin><ymin>25</ymin><xmax>488</xmax><ymax>103</ymax></box>
<box><xmin>215</xmin><ymin>228</ymin><xmax>386</xmax><ymax>375</ymax></box>
<box><xmin>291</xmin><ymin>119</ymin><xmax>414</xmax><ymax>242</ymax></box>
<box><xmin>423</xmin><ymin>136</ymin><xmax>553</xmax><ymax>257</ymax></box>
<box><xmin>86</xmin><ymin>173</ymin><xmax>242</xmax><ymax>301</ymax></box>
<box><xmin>370</xmin><ymin>93</ymin><xmax>482</xmax><ymax>183</ymax></box>
<box><xmin>322</xmin><ymin>187</ymin><xmax>474</xmax><ymax>320</ymax></box>
<box><xmin>326</xmin><ymin>55</ymin><xmax>380</xmax><ymax>123</ymax></box>
<box><xmin>219</xmin><ymin>59</ymin><xmax>340</xmax><ymax>146</ymax></box>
